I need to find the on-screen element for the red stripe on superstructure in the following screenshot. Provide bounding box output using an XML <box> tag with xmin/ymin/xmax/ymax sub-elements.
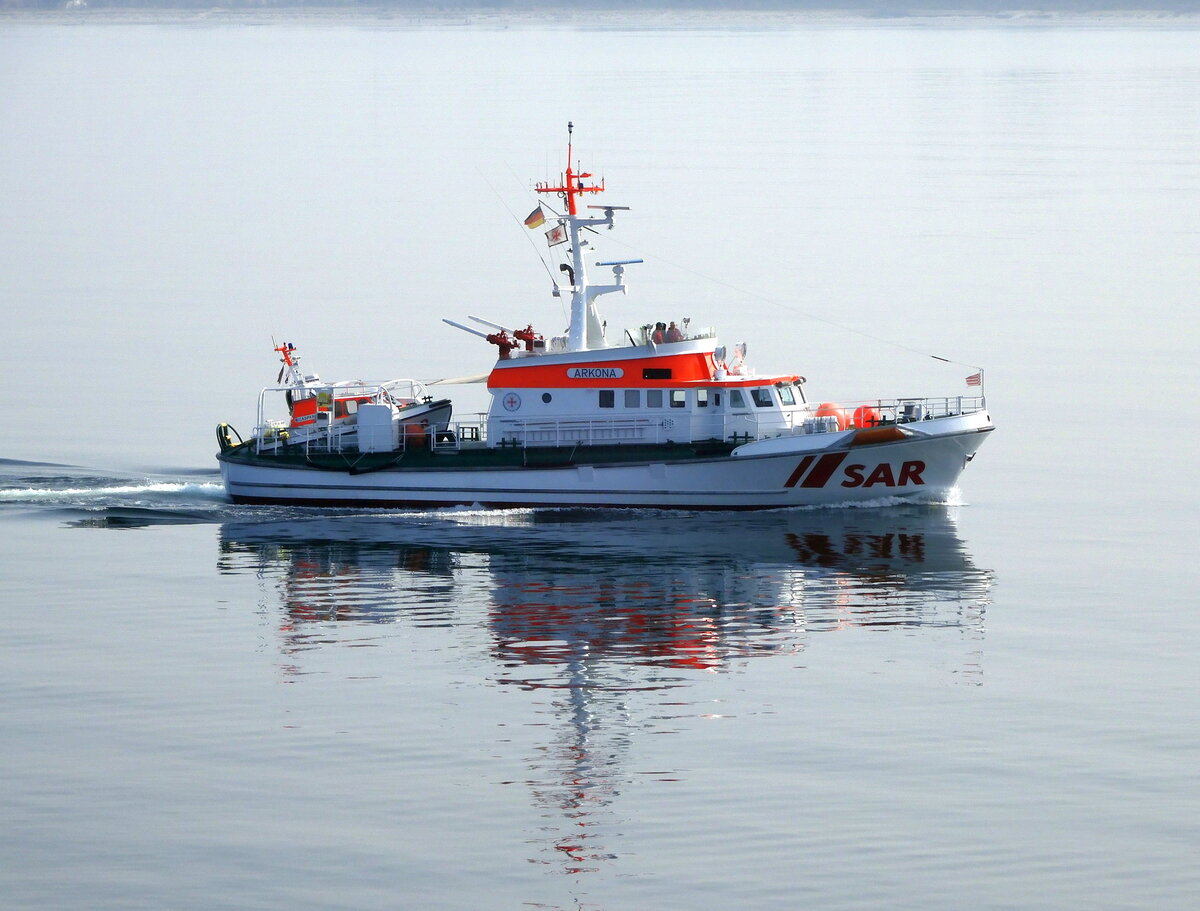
<box><xmin>487</xmin><ymin>352</ymin><xmax>715</xmax><ymax>389</ymax></box>
<box><xmin>487</xmin><ymin>352</ymin><xmax>805</xmax><ymax>391</ymax></box>
<box><xmin>783</xmin><ymin>455</ymin><xmax>815</xmax><ymax>489</ymax></box>
<box><xmin>799</xmin><ymin>452</ymin><xmax>848</xmax><ymax>489</ymax></box>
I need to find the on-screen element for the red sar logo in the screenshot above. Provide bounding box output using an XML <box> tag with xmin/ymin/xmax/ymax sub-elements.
<box><xmin>784</xmin><ymin>453</ymin><xmax>925</xmax><ymax>489</ymax></box>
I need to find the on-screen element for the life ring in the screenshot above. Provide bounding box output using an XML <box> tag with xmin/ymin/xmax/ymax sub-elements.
<box><xmin>216</xmin><ymin>422</ymin><xmax>243</xmax><ymax>452</ymax></box>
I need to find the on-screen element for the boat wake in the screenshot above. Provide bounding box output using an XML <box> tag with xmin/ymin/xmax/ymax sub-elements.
<box><xmin>0</xmin><ymin>465</ymin><xmax>538</xmax><ymax>528</ymax></box>
<box><xmin>0</xmin><ymin>480</ymin><xmax>226</xmax><ymax>505</ymax></box>
<box><xmin>0</xmin><ymin>464</ymin><xmax>231</xmax><ymax>523</ymax></box>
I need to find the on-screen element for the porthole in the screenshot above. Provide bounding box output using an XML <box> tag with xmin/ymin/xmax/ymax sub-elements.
<box><xmin>542</xmin><ymin>393</ymin><xmax>552</xmax><ymax>404</ymax></box>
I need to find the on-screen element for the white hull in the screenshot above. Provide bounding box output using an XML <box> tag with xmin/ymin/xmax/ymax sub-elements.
<box><xmin>220</xmin><ymin>415</ymin><xmax>992</xmax><ymax>510</ymax></box>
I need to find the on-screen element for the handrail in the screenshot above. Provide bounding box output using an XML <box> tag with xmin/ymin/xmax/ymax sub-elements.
<box><xmin>626</xmin><ymin>323</ymin><xmax>718</xmax><ymax>346</ymax></box>
<box><xmin>251</xmin><ymin>395</ymin><xmax>986</xmax><ymax>455</ymax></box>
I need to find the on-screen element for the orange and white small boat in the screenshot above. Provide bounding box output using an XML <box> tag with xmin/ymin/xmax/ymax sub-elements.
<box><xmin>216</xmin><ymin>127</ymin><xmax>993</xmax><ymax>509</ymax></box>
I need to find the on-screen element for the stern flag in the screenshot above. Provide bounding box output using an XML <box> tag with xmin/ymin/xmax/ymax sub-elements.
<box><xmin>523</xmin><ymin>206</ymin><xmax>546</xmax><ymax>229</ymax></box>
<box><xmin>966</xmin><ymin>371</ymin><xmax>983</xmax><ymax>387</ymax></box>
<box><xmin>545</xmin><ymin>223</ymin><xmax>568</xmax><ymax>247</ymax></box>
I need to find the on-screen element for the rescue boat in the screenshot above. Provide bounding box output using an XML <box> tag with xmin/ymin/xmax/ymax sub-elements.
<box><xmin>216</xmin><ymin>127</ymin><xmax>993</xmax><ymax>509</ymax></box>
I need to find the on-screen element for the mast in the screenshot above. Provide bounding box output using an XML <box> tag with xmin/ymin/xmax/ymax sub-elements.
<box><xmin>536</xmin><ymin>122</ymin><xmax>628</xmax><ymax>352</ymax></box>
<box><xmin>274</xmin><ymin>341</ymin><xmax>304</xmax><ymax>387</ymax></box>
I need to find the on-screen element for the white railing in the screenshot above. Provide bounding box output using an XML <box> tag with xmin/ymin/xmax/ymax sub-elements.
<box><xmin>836</xmin><ymin>396</ymin><xmax>987</xmax><ymax>424</ymax></box>
<box><xmin>249</xmin><ymin>397</ymin><xmax>986</xmax><ymax>456</ymax></box>
<box><xmin>488</xmin><ymin>417</ymin><xmax>670</xmax><ymax>448</ymax></box>
<box><xmin>448</xmin><ymin>396</ymin><xmax>984</xmax><ymax>451</ymax></box>
<box><xmin>625</xmin><ymin>322</ymin><xmax>717</xmax><ymax>346</ymax></box>
<box><xmin>251</xmin><ymin>379</ymin><xmax>438</xmax><ymax>454</ymax></box>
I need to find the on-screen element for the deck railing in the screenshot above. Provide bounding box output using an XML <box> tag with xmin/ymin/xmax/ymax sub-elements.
<box><xmin>844</xmin><ymin>396</ymin><xmax>987</xmax><ymax>425</ymax></box>
<box><xmin>487</xmin><ymin>417</ymin><xmax>669</xmax><ymax>448</ymax></box>
<box><xmin>251</xmin><ymin>396</ymin><xmax>986</xmax><ymax>456</ymax></box>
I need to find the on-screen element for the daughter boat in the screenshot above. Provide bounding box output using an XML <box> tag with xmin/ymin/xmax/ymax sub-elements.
<box><xmin>216</xmin><ymin>129</ymin><xmax>993</xmax><ymax>509</ymax></box>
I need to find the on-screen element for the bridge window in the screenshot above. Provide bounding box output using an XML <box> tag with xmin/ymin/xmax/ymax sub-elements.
<box><xmin>625</xmin><ymin>390</ymin><xmax>640</xmax><ymax>408</ymax></box>
<box><xmin>643</xmin><ymin>368</ymin><xmax>672</xmax><ymax>380</ymax></box>
<box><xmin>670</xmin><ymin>390</ymin><xmax>687</xmax><ymax>408</ymax></box>
<box><xmin>751</xmin><ymin>388</ymin><xmax>774</xmax><ymax>408</ymax></box>
<box><xmin>599</xmin><ymin>390</ymin><xmax>615</xmax><ymax>408</ymax></box>
<box><xmin>778</xmin><ymin>384</ymin><xmax>797</xmax><ymax>406</ymax></box>
<box><xmin>647</xmin><ymin>389</ymin><xmax>663</xmax><ymax>408</ymax></box>
<box><xmin>696</xmin><ymin>389</ymin><xmax>709</xmax><ymax>408</ymax></box>
<box><xmin>730</xmin><ymin>389</ymin><xmax>747</xmax><ymax>409</ymax></box>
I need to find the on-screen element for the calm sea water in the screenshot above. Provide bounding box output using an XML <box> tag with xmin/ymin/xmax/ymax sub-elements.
<box><xmin>2</xmin><ymin>12</ymin><xmax>1198</xmax><ymax>910</ymax></box>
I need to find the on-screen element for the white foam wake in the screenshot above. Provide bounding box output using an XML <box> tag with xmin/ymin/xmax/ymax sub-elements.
<box><xmin>0</xmin><ymin>482</ymin><xmax>227</xmax><ymax>503</ymax></box>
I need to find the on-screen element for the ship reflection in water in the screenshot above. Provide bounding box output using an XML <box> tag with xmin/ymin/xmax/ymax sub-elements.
<box><xmin>217</xmin><ymin>505</ymin><xmax>992</xmax><ymax>877</ymax></box>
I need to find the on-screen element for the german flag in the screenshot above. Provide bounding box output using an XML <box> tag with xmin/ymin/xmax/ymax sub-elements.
<box><xmin>523</xmin><ymin>206</ymin><xmax>546</xmax><ymax>229</ymax></box>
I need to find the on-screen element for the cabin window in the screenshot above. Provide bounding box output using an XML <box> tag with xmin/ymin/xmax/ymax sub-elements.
<box><xmin>714</xmin><ymin>392</ymin><xmax>722</xmax><ymax>407</ymax></box>
<box><xmin>778</xmin><ymin>385</ymin><xmax>797</xmax><ymax>406</ymax></box>
<box><xmin>643</xmin><ymin>368</ymin><xmax>672</xmax><ymax>380</ymax></box>
<box><xmin>599</xmin><ymin>390</ymin><xmax>615</xmax><ymax>408</ymax></box>
<box><xmin>751</xmin><ymin>388</ymin><xmax>774</xmax><ymax>408</ymax></box>
<box><xmin>625</xmin><ymin>390</ymin><xmax>640</xmax><ymax>408</ymax></box>
<box><xmin>696</xmin><ymin>389</ymin><xmax>709</xmax><ymax>408</ymax></box>
<box><xmin>730</xmin><ymin>390</ymin><xmax>747</xmax><ymax>409</ymax></box>
<box><xmin>670</xmin><ymin>390</ymin><xmax>687</xmax><ymax>409</ymax></box>
<box><xmin>647</xmin><ymin>389</ymin><xmax>663</xmax><ymax>408</ymax></box>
